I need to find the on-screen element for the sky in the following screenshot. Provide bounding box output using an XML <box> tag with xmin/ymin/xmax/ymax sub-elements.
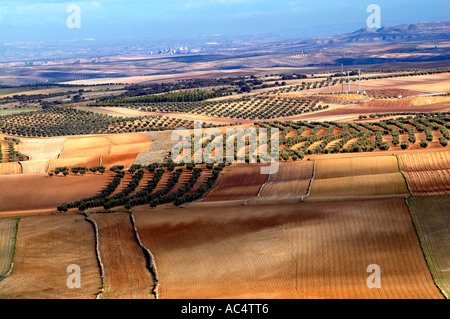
<box><xmin>0</xmin><ymin>0</ymin><xmax>449</xmax><ymax>43</ymax></box>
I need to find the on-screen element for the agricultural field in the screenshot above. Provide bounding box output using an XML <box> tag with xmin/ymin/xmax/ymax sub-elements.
<box><xmin>0</xmin><ymin>219</ymin><xmax>18</xmax><ymax>279</ymax></box>
<box><xmin>306</xmin><ymin>156</ymin><xmax>409</xmax><ymax>201</ymax></box>
<box><xmin>247</xmin><ymin>161</ymin><xmax>314</xmax><ymax>204</ymax></box>
<box><xmin>0</xmin><ymin>107</ymin><xmax>218</xmax><ymax>137</ymax></box>
<box><xmin>1</xmin><ymin>49</ymin><xmax>449</xmax><ymax>302</ymax></box>
<box><xmin>89</xmin><ymin>213</ymin><xmax>154</xmax><ymax>299</ymax></box>
<box><xmin>203</xmin><ymin>164</ymin><xmax>268</xmax><ymax>203</ymax></box>
<box><xmin>133</xmin><ymin>198</ymin><xmax>443</xmax><ymax>299</ymax></box>
<box><xmin>0</xmin><ymin>214</ymin><xmax>101</xmax><ymax>298</ymax></box>
<box><xmin>90</xmin><ymin>95</ymin><xmax>330</xmax><ymax>120</ymax></box>
<box><xmin>0</xmin><ymin>172</ymin><xmax>111</xmax><ymax>216</ymax></box>
<box><xmin>398</xmin><ymin>151</ymin><xmax>450</xmax><ymax>195</ymax></box>
<box><xmin>407</xmin><ymin>196</ymin><xmax>450</xmax><ymax>298</ymax></box>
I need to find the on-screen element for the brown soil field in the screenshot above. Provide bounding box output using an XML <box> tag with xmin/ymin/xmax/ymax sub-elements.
<box><xmin>133</xmin><ymin>198</ymin><xmax>443</xmax><ymax>299</ymax></box>
<box><xmin>48</xmin><ymin>156</ymin><xmax>101</xmax><ymax>171</ymax></box>
<box><xmin>90</xmin><ymin>213</ymin><xmax>154</xmax><ymax>299</ymax></box>
<box><xmin>0</xmin><ymin>218</ymin><xmax>18</xmax><ymax>277</ymax></box>
<box><xmin>307</xmin><ymin>156</ymin><xmax>409</xmax><ymax>201</ymax></box>
<box><xmin>249</xmin><ymin>161</ymin><xmax>314</xmax><ymax>204</ymax></box>
<box><xmin>398</xmin><ymin>151</ymin><xmax>450</xmax><ymax>195</ymax></box>
<box><xmin>0</xmin><ymin>162</ymin><xmax>22</xmax><ymax>175</ymax></box>
<box><xmin>0</xmin><ymin>214</ymin><xmax>101</xmax><ymax>298</ymax></box>
<box><xmin>407</xmin><ymin>196</ymin><xmax>450</xmax><ymax>298</ymax></box>
<box><xmin>0</xmin><ymin>172</ymin><xmax>111</xmax><ymax>215</ymax></box>
<box><xmin>18</xmin><ymin>137</ymin><xmax>66</xmax><ymax>161</ymax></box>
<box><xmin>204</xmin><ymin>164</ymin><xmax>269</xmax><ymax>203</ymax></box>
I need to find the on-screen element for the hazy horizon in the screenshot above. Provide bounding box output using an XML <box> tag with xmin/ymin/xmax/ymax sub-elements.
<box><xmin>1</xmin><ymin>0</ymin><xmax>449</xmax><ymax>44</ymax></box>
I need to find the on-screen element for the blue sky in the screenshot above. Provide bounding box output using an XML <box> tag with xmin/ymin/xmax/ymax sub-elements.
<box><xmin>0</xmin><ymin>0</ymin><xmax>449</xmax><ymax>42</ymax></box>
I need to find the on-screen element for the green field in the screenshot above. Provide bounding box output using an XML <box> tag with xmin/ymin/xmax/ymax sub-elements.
<box><xmin>0</xmin><ymin>219</ymin><xmax>19</xmax><ymax>279</ymax></box>
<box><xmin>407</xmin><ymin>195</ymin><xmax>450</xmax><ymax>298</ymax></box>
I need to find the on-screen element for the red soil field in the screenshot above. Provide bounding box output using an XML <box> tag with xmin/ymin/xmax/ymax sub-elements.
<box><xmin>109</xmin><ymin>142</ymin><xmax>150</xmax><ymax>155</ymax></box>
<box><xmin>398</xmin><ymin>151</ymin><xmax>450</xmax><ymax>195</ymax></box>
<box><xmin>133</xmin><ymin>198</ymin><xmax>443</xmax><ymax>299</ymax></box>
<box><xmin>60</xmin><ymin>145</ymin><xmax>111</xmax><ymax>158</ymax></box>
<box><xmin>59</xmin><ymin>136</ymin><xmax>113</xmax><ymax>158</ymax></box>
<box><xmin>101</xmin><ymin>153</ymin><xmax>141</xmax><ymax>169</ymax></box>
<box><xmin>104</xmin><ymin>133</ymin><xmax>151</xmax><ymax>145</ymax></box>
<box><xmin>204</xmin><ymin>164</ymin><xmax>269</xmax><ymax>203</ymax></box>
<box><xmin>0</xmin><ymin>172</ymin><xmax>111</xmax><ymax>216</ymax></box>
<box><xmin>90</xmin><ymin>213</ymin><xmax>154</xmax><ymax>299</ymax></box>
<box><xmin>59</xmin><ymin>133</ymin><xmax>150</xmax><ymax>159</ymax></box>
<box><xmin>0</xmin><ymin>214</ymin><xmax>101</xmax><ymax>298</ymax></box>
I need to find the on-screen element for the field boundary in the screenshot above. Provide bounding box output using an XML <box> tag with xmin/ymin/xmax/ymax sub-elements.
<box><xmin>82</xmin><ymin>212</ymin><xmax>106</xmax><ymax>299</ymax></box>
<box><xmin>242</xmin><ymin>172</ymin><xmax>271</xmax><ymax>205</ymax></box>
<box><xmin>394</xmin><ymin>154</ymin><xmax>413</xmax><ymax>196</ymax></box>
<box><xmin>404</xmin><ymin>197</ymin><xmax>447</xmax><ymax>299</ymax></box>
<box><xmin>128</xmin><ymin>212</ymin><xmax>159</xmax><ymax>299</ymax></box>
<box><xmin>301</xmin><ymin>160</ymin><xmax>315</xmax><ymax>202</ymax></box>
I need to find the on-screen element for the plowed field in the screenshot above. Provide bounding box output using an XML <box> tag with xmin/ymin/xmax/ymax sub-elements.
<box><xmin>0</xmin><ymin>214</ymin><xmax>101</xmax><ymax>298</ymax></box>
<box><xmin>133</xmin><ymin>199</ymin><xmax>443</xmax><ymax>299</ymax></box>
<box><xmin>398</xmin><ymin>151</ymin><xmax>450</xmax><ymax>195</ymax></box>
<box><xmin>90</xmin><ymin>213</ymin><xmax>153</xmax><ymax>299</ymax></box>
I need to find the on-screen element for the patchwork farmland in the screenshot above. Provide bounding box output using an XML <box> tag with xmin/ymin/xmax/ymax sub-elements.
<box><xmin>1</xmin><ymin>55</ymin><xmax>449</xmax><ymax>301</ymax></box>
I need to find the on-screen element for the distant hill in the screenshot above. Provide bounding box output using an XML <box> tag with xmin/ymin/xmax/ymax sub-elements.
<box><xmin>335</xmin><ymin>21</ymin><xmax>450</xmax><ymax>43</ymax></box>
